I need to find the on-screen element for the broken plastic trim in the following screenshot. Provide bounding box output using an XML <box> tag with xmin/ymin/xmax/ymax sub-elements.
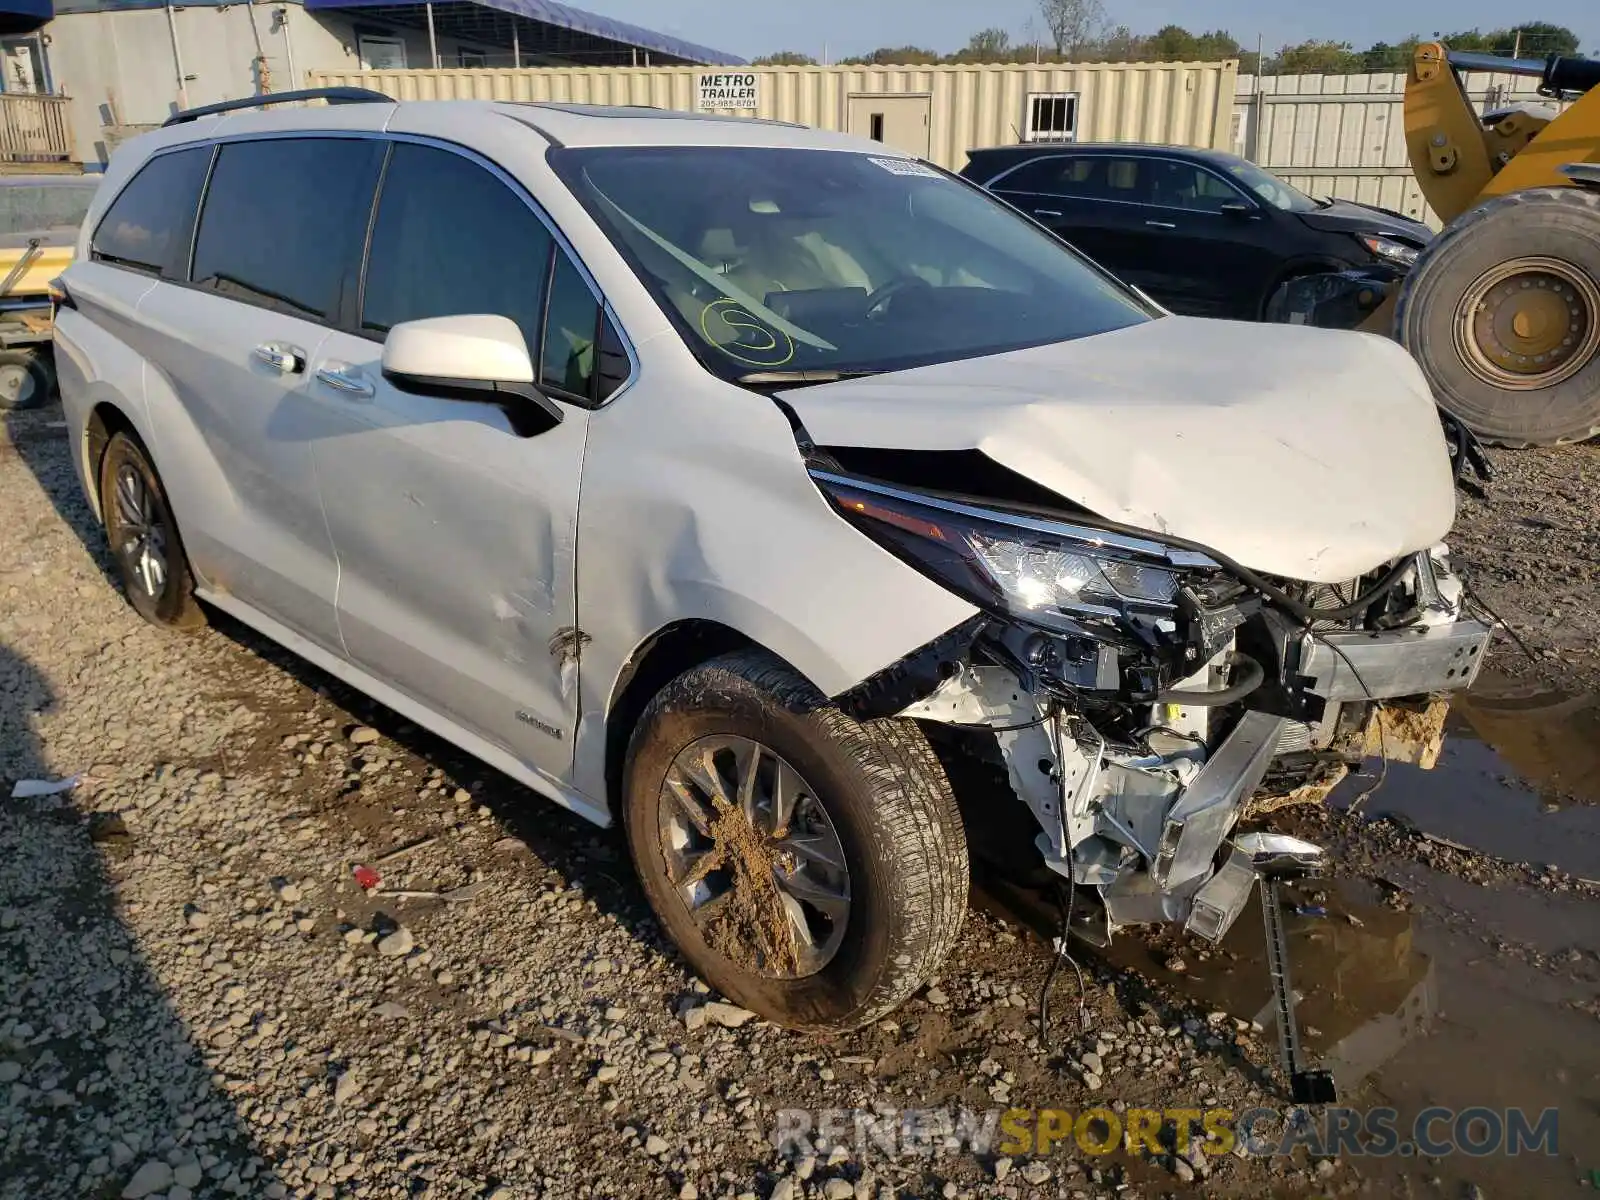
<box><xmin>834</xmin><ymin>614</ymin><xmax>990</xmax><ymax>721</ymax></box>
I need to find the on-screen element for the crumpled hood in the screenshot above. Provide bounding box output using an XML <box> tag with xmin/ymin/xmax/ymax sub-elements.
<box><xmin>781</xmin><ymin>318</ymin><xmax>1458</xmax><ymax>584</ymax></box>
<box><xmin>1295</xmin><ymin>198</ymin><xmax>1432</xmax><ymax>243</ymax></box>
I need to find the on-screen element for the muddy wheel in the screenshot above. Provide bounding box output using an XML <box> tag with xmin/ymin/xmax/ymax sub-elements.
<box><xmin>0</xmin><ymin>346</ymin><xmax>55</xmax><ymax>411</ymax></box>
<box><xmin>98</xmin><ymin>430</ymin><xmax>205</xmax><ymax>630</ymax></box>
<box><xmin>1396</xmin><ymin>186</ymin><xmax>1600</xmax><ymax>447</ymax></box>
<box><xmin>622</xmin><ymin>649</ymin><xmax>968</xmax><ymax>1033</ymax></box>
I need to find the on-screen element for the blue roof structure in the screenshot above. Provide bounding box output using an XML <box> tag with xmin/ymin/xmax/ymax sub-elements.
<box><xmin>0</xmin><ymin>0</ymin><xmax>52</xmax><ymax>29</ymax></box>
<box><xmin>306</xmin><ymin>0</ymin><xmax>744</xmax><ymax>65</ymax></box>
<box><xmin>47</xmin><ymin>0</ymin><xmax>743</xmax><ymax>65</ymax></box>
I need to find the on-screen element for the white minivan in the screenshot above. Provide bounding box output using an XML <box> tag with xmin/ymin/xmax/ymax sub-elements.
<box><xmin>55</xmin><ymin>90</ymin><xmax>1490</xmax><ymax>1033</ymax></box>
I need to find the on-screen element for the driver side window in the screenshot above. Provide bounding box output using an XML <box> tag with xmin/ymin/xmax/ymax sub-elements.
<box><xmin>362</xmin><ymin>141</ymin><xmax>629</xmax><ymax>405</ymax></box>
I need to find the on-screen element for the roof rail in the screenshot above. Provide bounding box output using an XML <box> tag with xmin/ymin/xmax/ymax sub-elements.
<box><xmin>162</xmin><ymin>87</ymin><xmax>394</xmax><ymax>128</ymax></box>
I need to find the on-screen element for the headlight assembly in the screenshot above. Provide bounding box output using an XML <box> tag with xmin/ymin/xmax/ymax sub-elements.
<box><xmin>1357</xmin><ymin>233</ymin><xmax>1421</xmax><ymax>267</ymax></box>
<box><xmin>811</xmin><ymin>469</ymin><xmax>1215</xmax><ymax>633</ymax></box>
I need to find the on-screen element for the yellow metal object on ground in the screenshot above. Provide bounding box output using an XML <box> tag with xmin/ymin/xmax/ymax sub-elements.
<box><xmin>0</xmin><ymin>238</ymin><xmax>74</xmax><ymax>301</ymax></box>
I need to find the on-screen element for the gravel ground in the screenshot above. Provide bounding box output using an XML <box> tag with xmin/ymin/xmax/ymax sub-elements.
<box><xmin>2</xmin><ymin>407</ymin><xmax>1596</xmax><ymax>1200</ymax></box>
<box><xmin>1448</xmin><ymin>442</ymin><xmax>1600</xmax><ymax>697</ymax></box>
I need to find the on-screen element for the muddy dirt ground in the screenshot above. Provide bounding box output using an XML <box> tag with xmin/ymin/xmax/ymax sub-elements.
<box><xmin>2</xmin><ymin>404</ymin><xmax>1597</xmax><ymax>1200</ymax></box>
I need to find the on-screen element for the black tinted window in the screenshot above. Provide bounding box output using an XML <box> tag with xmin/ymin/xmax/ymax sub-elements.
<box><xmin>1148</xmin><ymin>161</ymin><xmax>1246</xmax><ymax>213</ymax></box>
<box><xmin>994</xmin><ymin>157</ymin><xmax>1078</xmax><ymax>195</ymax></box>
<box><xmin>362</xmin><ymin>143</ymin><xmax>553</xmax><ymax>351</ymax></box>
<box><xmin>91</xmin><ymin>147</ymin><xmax>211</xmax><ymax>277</ymax></box>
<box><xmin>192</xmin><ymin>138</ymin><xmax>383</xmax><ymax>321</ymax></box>
<box><xmin>541</xmin><ymin>252</ymin><xmax>599</xmax><ymax>397</ymax></box>
<box><xmin>1096</xmin><ymin>158</ymin><xmax>1156</xmax><ymax>204</ymax></box>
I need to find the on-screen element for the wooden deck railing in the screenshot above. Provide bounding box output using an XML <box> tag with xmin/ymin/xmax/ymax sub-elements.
<box><xmin>0</xmin><ymin>93</ymin><xmax>73</xmax><ymax>165</ymax></box>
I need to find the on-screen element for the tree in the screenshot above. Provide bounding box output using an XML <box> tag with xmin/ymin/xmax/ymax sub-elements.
<box><xmin>1193</xmin><ymin>29</ymin><xmax>1244</xmax><ymax>60</ymax></box>
<box><xmin>1436</xmin><ymin>24</ymin><xmax>1580</xmax><ymax>57</ymax></box>
<box><xmin>839</xmin><ymin>46</ymin><xmax>942</xmax><ymax>66</ymax></box>
<box><xmin>956</xmin><ymin>28</ymin><xmax>1013</xmax><ymax>61</ymax></box>
<box><xmin>1093</xmin><ymin>24</ymin><xmax>1142</xmax><ymax>62</ymax></box>
<box><xmin>1146</xmin><ymin>24</ymin><xmax>1200</xmax><ymax>61</ymax></box>
<box><xmin>1268</xmin><ymin>40</ymin><xmax>1363</xmax><ymax>75</ymax></box>
<box><xmin>1359</xmin><ymin>40</ymin><xmax>1418</xmax><ymax>72</ymax></box>
<box><xmin>1505</xmin><ymin>22</ymin><xmax>1580</xmax><ymax>56</ymax></box>
<box><xmin>751</xmin><ymin>51</ymin><xmax>817</xmax><ymax>66</ymax></box>
<box><xmin>1037</xmin><ymin>0</ymin><xmax>1107</xmax><ymax>57</ymax></box>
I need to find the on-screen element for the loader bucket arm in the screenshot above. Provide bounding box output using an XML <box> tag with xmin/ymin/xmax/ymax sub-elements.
<box><xmin>1405</xmin><ymin>42</ymin><xmax>1600</xmax><ymax>225</ymax></box>
<box><xmin>1404</xmin><ymin>43</ymin><xmax>1500</xmax><ymax>226</ymax></box>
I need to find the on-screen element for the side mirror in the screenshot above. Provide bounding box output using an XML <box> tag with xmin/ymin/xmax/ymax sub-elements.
<box><xmin>1219</xmin><ymin>202</ymin><xmax>1258</xmax><ymax>220</ymax></box>
<box><xmin>381</xmin><ymin>314</ymin><xmax>563</xmax><ymax>437</ymax></box>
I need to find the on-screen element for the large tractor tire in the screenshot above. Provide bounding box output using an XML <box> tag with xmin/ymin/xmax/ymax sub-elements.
<box><xmin>1396</xmin><ymin>186</ymin><xmax>1600</xmax><ymax>447</ymax></box>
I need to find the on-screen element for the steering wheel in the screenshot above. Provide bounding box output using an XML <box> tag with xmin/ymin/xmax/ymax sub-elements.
<box><xmin>864</xmin><ymin>275</ymin><xmax>931</xmax><ymax>320</ymax></box>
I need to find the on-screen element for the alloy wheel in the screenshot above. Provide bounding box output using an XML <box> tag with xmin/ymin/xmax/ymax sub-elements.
<box><xmin>112</xmin><ymin>463</ymin><xmax>169</xmax><ymax>599</ymax></box>
<box><xmin>656</xmin><ymin>734</ymin><xmax>851</xmax><ymax>979</ymax></box>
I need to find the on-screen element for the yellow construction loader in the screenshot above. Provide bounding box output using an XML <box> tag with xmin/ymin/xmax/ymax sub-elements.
<box><xmin>1272</xmin><ymin>43</ymin><xmax>1600</xmax><ymax>448</ymax></box>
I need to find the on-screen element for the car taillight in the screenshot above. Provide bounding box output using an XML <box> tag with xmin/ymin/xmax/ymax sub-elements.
<box><xmin>48</xmin><ymin>276</ymin><xmax>74</xmax><ymax>310</ymax></box>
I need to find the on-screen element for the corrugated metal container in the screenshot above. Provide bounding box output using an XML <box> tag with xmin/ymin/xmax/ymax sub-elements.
<box><xmin>309</xmin><ymin>60</ymin><xmax>1238</xmax><ymax>171</ymax></box>
<box><xmin>1234</xmin><ymin>71</ymin><xmax>1565</xmax><ymax>228</ymax></box>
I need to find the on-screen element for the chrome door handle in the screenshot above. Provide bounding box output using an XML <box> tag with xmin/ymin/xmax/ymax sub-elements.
<box><xmin>1145</xmin><ymin>220</ymin><xmax>1178</xmax><ymax>229</ymax></box>
<box><xmin>252</xmin><ymin>342</ymin><xmax>305</xmax><ymax>374</ymax></box>
<box><xmin>1034</xmin><ymin>208</ymin><xmax>1063</xmax><ymax>218</ymax></box>
<box><xmin>315</xmin><ymin>363</ymin><xmax>375</xmax><ymax>400</ymax></box>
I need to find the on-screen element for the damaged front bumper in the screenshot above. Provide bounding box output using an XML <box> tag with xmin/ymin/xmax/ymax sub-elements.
<box><xmin>876</xmin><ymin>552</ymin><xmax>1491</xmax><ymax>949</ymax></box>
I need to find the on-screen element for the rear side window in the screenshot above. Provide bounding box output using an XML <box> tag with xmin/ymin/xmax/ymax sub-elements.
<box><xmin>361</xmin><ymin>142</ymin><xmax>553</xmax><ymax>351</ymax></box>
<box><xmin>191</xmin><ymin>138</ymin><xmax>384</xmax><ymax>322</ymax></box>
<box><xmin>91</xmin><ymin>146</ymin><xmax>211</xmax><ymax>277</ymax></box>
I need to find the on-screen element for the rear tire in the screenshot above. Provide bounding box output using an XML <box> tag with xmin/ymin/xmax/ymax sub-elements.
<box><xmin>1396</xmin><ymin>187</ymin><xmax>1600</xmax><ymax>447</ymax></box>
<box><xmin>0</xmin><ymin>346</ymin><xmax>55</xmax><ymax>411</ymax></box>
<box><xmin>98</xmin><ymin>430</ymin><xmax>206</xmax><ymax>631</ymax></box>
<box><xmin>622</xmin><ymin>649</ymin><xmax>968</xmax><ymax>1033</ymax></box>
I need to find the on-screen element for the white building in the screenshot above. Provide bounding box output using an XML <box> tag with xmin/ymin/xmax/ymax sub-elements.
<box><xmin>0</xmin><ymin>0</ymin><xmax>743</xmax><ymax>168</ymax></box>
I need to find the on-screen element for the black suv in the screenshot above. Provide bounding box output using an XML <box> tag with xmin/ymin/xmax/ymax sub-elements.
<box><xmin>962</xmin><ymin>143</ymin><xmax>1432</xmax><ymax>321</ymax></box>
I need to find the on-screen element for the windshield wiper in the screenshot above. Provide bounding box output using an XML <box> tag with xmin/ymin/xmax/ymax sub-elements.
<box><xmin>736</xmin><ymin>369</ymin><xmax>884</xmax><ymax>387</ymax></box>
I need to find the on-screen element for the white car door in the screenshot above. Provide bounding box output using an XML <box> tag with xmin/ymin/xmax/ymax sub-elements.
<box><xmin>133</xmin><ymin>135</ymin><xmax>386</xmax><ymax>651</ymax></box>
<box><xmin>308</xmin><ymin>139</ymin><xmax>626</xmax><ymax>788</ymax></box>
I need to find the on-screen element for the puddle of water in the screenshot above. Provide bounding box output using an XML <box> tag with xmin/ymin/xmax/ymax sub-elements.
<box><xmin>1456</xmin><ymin>671</ymin><xmax>1600</xmax><ymax>806</ymax></box>
<box><xmin>1332</xmin><ymin>673</ymin><xmax>1600</xmax><ymax>879</ymax></box>
<box><xmin>1102</xmin><ymin>883</ymin><xmax>1435</xmax><ymax>1094</ymax></box>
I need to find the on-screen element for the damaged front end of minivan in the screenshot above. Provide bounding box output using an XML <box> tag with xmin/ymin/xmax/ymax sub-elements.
<box><xmin>813</xmin><ymin>462</ymin><xmax>1492</xmax><ymax>960</ymax></box>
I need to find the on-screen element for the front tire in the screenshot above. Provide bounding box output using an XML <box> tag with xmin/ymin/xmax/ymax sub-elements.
<box><xmin>1396</xmin><ymin>186</ymin><xmax>1600</xmax><ymax>447</ymax></box>
<box><xmin>623</xmin><ymin>649</ymin><xmax>968</xmax><ymax>1033</ymax></box>
<box><xmin>98</xmin><ymin>430</ymin><xmax>205</xmax><ymax>630</ymax></box>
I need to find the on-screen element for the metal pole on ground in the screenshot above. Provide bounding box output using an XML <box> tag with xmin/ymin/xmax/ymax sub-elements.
<box><xmin>426</xmin><ymin>2</ymin><xmax>438</xmax><ymax>69</ymax></box>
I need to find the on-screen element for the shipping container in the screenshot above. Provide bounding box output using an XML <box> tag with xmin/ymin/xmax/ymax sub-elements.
<box><xmin>308</xmin><ymin>60</ymin><xmax>1238</xmax><ymax>172</ymax></box>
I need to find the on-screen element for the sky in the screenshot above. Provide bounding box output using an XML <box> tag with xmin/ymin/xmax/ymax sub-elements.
<box><xmin>599</xmin><ymin>0</ymin><xmax>1600</xmax><ymax>63</ymax></box>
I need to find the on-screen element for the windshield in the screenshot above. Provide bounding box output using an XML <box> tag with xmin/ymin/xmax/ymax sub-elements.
<box><xmin>1219</xmin><ymin>158</ymin><xmax>1321</xmax><ymax>213</ymax></box>
<box><xmin>551</xmin><ymin>146</ymin><xmax>1151</xmax><ymax>381</ymax></box>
